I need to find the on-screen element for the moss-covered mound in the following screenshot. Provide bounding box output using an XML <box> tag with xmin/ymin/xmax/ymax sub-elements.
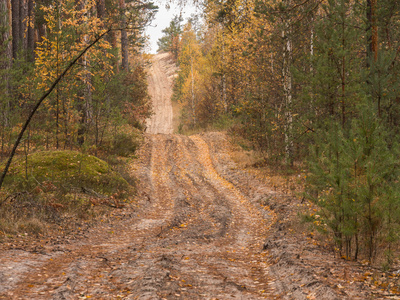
<box><xmin>0</xmin><ymin>151</ymin><xmax>134</xmax><ymax>236</ymax></box>
<box><xmin>3</xmin><ymin>150</ymin><xmax>130</xmax><ymax>196</ymax></box>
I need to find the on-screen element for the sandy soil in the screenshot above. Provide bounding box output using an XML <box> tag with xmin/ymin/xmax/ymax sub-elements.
<box><xmin>0</xmin><ymin>133</ymin><xmax>276</xmax><ymax>299</ymax></box>
<box><xmin>146</xmin><ymin>53</ymin><xmax>176</xmax><ymax>134</ymax></box>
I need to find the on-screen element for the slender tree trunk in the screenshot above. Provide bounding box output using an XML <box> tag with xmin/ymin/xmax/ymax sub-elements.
<box><xmin>309</xmin><ymin>14</ymin><xmax>315</xmax><ymax>118</ymax></box>
<box><xmin>63</xmin><ymin>91</ymin><xmax>69</xmax><ymax>149</ymax></box>
<box><xmin>341</xmin><ymin>16</ymin><xmax>346</xmax><ymax>127</ymax></box>
<box><xmin>191</xmin><ymin>56</ymin><xmax>196</xmax><ymax>125</ymax></box>
<box><xmin>367</xmin><ymin>0</ymin><xmax>378</xmax><ymax>64</ymax></box>
<box><xmin>222</xmin><ymin>71</ymin><xmax>227</xmax><ymax>113</ymax></box>
<box><xmin>11</xmin><ymin>0</ymin><xmax>20</xmax><ymax>58</ymax></box>
<box><xmin>0</xmin><ymin>0</ymin><xmax>12</xmax><ymax>74</ymax></box>
<box><xmin>26</xmin><ymin>0</ymin><xmax>34</xmax><ymax>61</ymax></box>
<box><xmin>55</xmin><ymin>2</ymin><xmax>62</xmax><ymax>149</ymax></box>
<box><xmin>270</xmin><ymin>52</ymin><xmax>274</xmax><ymax>73</ymax></box>
<box><xmin>221</xmin><ymin>32</ymin><xmax>227</xmax><ymax>113</ymax></box>
<box><xmin>282</xmin><ymin>21</ymin><xmax>293</xmax><ymax>166</ymax></box>
<box><xmin>120</xmin><ymin>0</ymin><xmax>129</xmax><ymax>71</ymax></box>
<box><xmin>96</xmin><ymin>0</ymin><xmax>105</xmax><ymax>19</ymax></box>
<box><xmin>366</xmin><ymin>0</ymin><xmax>380</xmax><ymax>118</ymax></box>
<box><xmin>19</xmin><ymin>0</ymin><xmax>26</xmax><ymax>50</ymax></box>
<box><xmin>112</xmin><ymin>31</ymin><xmax>119</xmax><ymax>73</ymax></box>
<box><xmin>83</xmin><ymin>5</ymin><xmax>93</xmax><ymax>143</ymax></box>
<box><xmin>0</xmin><ymin>0</ymin><xmax>12</xmax><ymax>158</ymax></box>
<box><xmin>75</xmin><ymin>0</ymin><xmax>93</xmax><ymax>146</ymax></box>
<box><xmin>76</xmin><ymin>0</ymin><xmax>86</xmax><ymax>146</ymax></box>
<box><xmin>83</xmin><ymin>52</ymin><xmax>93</xmax><ymax>138</ymax></box>
<box><xmin>310</xmin><ymin>16</ymin><xmax>314</xmax><ymax>70</ymax></box>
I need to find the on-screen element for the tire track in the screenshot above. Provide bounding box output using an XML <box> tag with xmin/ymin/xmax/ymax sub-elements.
<box><xmin>146</xmin><ymin>53</ymin><xmax>175</xmax><ymax>134</ymax></box>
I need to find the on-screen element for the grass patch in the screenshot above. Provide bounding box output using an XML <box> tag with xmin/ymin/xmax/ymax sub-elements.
<box><xmin>178</xmin><ymin>114</ymin><xmax>238</xmax><ymax>136</ymax></box>
<box><xmin>3</xmin><ymin>150</ymin><xmax>129</xmax><ymax>195</ymax></box>
<box><xmin>212</xmin><ymin>114</ymin><xmax>236</xmax><ymax>131</ymax></box>
<box><xmin>98</xmin><ymin>125</ymin><xmax>142</xmax><ymax>158</ymax></box>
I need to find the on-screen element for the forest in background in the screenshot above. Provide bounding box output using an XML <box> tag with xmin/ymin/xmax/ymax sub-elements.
<box><xmin>159</xmin><ymin>0</ymin><xmax>400</xmax><ymax>266</ymax></box>
<box><xmin>0</xmin><ymin>0</ymin><xmax>157</xmax><ymax>233</ymax></box>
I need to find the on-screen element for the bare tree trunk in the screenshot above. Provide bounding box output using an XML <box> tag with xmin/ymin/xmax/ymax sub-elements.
<box><xmin>75</xmin><ymin>0</ymin><xmax>93</xmax><ymax>147</ymax></box>
<box><xmin>76</xmin><ymin>0</ymin><xmax>87</xmax><ymax>146</ymax></box>
<box><xmin>83</xmin><ymin>53</ymin><xmax>93</xmax><ymax>139</ymax></box>
<box><xmin>0</xmin><ymin>0</ymin><xmax>12</xmax><ymax>157</ymax></box>
<box><xmin>221</xmin><ymin>32</ymin><xmax>227</xmax><ymax>113</ymax></box>
<box><xmin>367</xmin><ymin>0</ymin><xmax>378</xmax><ymax>63</ymax></box>
<box><xmin>282</xmin><ymin>20</ymin><xmax>293</xmax><ymax>166</ymax></box>
<box><xmin>191</xmin><ymin>56</ymin><xmax>196</xmax><ymax>125</ymax></box>
<box><xmin>309</xmin><ymin>14</ymin><xmax>315</xmax><ymax>116</ymax></box>
<box><xmin>120</xmin><ymin>0</ymin><xmax>129</xmax><ymax>71</ymax></box>
<box><xmin>83</xmin><ymin>3</ymin><xmax>93</xmax><ymax>144</ymax></box>
<box><xmin>0</xmin><ymin>0</ymin><xmax>12</xmax><ymax>70</ymax></box>
<box><xmin>367</xmin><ymin>0</ymin><xmax>379</xmax><ymax>117</ymax></box>
<box><xmin>19</xmin><ymin>0</ymin><xmax>26</xmax><ymax>51</ymax></box>
<box><xmin>26</xmin><ymin>0</ymin><xmax>34</xmax><ymax>61</ymax></box>
<box><xmin>11</xmin><ymin>0</ymin><xmax>20</xmax><ymax>58</ymax></box>
<box><xmin>341</xmin><ymin>18</ymin><xmax>346</xmax><ymax>127</ymax></box>
<box><xmin>96</xmin><ymin>0</ymin><xmax>105</xmax><ymax>19</ymax></box>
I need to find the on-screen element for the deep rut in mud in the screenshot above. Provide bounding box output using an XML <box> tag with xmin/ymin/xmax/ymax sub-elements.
<box><xmin>0</xmin><ymin>133</ymin><xmax>276</xmax><ymax>299</ymax></box>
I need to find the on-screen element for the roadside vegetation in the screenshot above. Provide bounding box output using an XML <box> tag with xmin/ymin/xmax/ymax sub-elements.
<box><xmin>0</xmin><ymin>0</ymin><xmax>157</xmax><ymax>236</ymax></box>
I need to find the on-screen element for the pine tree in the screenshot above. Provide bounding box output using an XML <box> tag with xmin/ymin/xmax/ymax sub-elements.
<box><xmin>306</xmin><ymin>102</ymin><xmax>400</xmax><ymax>262</ymax></box>
<box><xmin>157</xmin><ymin>15</ymin><xmax>183</xmax><ymax>57</ymax></box>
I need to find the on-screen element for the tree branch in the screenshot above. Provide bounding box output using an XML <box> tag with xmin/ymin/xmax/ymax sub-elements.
<box><xmin>0</xmin><ymin>28</ymin><xmax>111</xmax><ymax>191</ymax></box>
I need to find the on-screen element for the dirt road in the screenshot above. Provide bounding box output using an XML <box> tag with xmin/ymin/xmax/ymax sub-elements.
<box><xmin>146</xmin><ymin>53</ymin><xmax>175</xmax><ymax>134</ymax></box>
<box><xmin>0</xmin><ymin>132</ymin><xmax>278</xmax><ymax>299</ymax></box>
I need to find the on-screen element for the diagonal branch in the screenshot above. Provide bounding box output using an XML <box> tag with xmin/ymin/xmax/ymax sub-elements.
<box><xmin>0</xmin><ymin>28</ymin><xmax>111</xmax><ymax>191</ymax></box>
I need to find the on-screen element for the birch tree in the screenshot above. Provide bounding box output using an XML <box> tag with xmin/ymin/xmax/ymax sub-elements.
<box><xmin>281</xmin><ymin>1</ymin><xmax>293</xmax><ymax>165</ymax></box>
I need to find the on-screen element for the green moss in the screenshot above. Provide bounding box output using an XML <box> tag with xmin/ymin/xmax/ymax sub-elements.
<box><xmin>3</xmin><ymin>150</ymin><xmax>130</xmax><ymax>196</ymax></box>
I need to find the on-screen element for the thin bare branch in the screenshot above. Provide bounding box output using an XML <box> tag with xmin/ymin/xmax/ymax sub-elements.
<box><xmin>0</xmin><ymin>28</ymin><xmax>111</xmax><ymax>191</ymax></box>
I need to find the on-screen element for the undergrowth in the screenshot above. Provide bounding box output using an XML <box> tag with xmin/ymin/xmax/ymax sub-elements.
<box><xmin>178</xmin><ymin>113</ymin><xmax>238</xmax><ymax>136</ymax></box>
<box><xmin>0</xmin><ymin>148</ymin><xmax>136</xmax><ymax>236</ymax></box>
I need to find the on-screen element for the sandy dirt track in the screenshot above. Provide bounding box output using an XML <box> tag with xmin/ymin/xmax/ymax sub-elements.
<box><xmin>0</xmin><ymin>134</ymin><xmax>278</xmax><ymax>299</ymax></box>
<box><xmin>146</xmin><ymin>53</ymin><xmax>175</xmax><ymax>134</ymax></box>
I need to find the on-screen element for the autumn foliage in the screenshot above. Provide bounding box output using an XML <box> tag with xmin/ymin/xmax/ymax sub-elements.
<box><xmin>0</xmin><ymin>0</ymin><xmax>156</xmax><ymax>231</ymax></box>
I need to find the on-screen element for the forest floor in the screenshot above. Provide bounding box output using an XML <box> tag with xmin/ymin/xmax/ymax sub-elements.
<box><xmin>0</xmin><ymin>53</ymin><xmax>399</xmax><ymax>299</ymax></box>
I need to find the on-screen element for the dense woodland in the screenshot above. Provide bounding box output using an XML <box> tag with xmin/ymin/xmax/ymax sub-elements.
<box><xmin>0</xmin><ymin>0</ymin><xmax>156</xmax><ymax>160</ymax></box>
<box><xmin>0</xmin><ymin>0</ymin><xmax>156</xmax><ymax>233</ymax></box>
<box><xmin>159</xmin><ymin>0</ymin><xmax>400</xmax><ymax>265</ymax></box>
